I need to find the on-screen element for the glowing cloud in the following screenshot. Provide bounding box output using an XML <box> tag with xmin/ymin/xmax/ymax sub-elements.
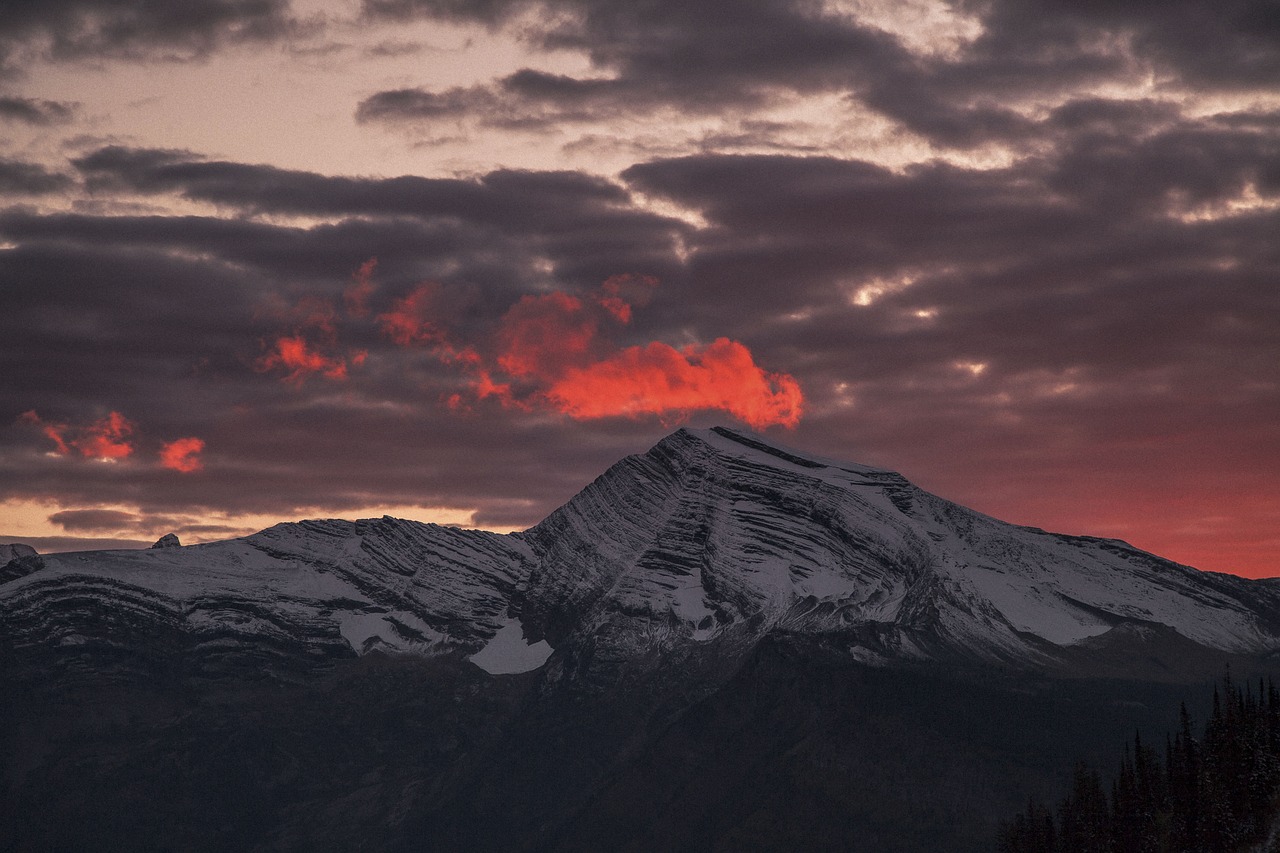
<box><xmin>378</xmin><ymin>283</ymin><xmax>449</xmax><ymax>347</ymax></box>
<box><xmin>71</xmin><ymin>411</ymin><xmax>135</xmax><ymax>460</ymax></box>
<box><xmin>20</xmin><ymin>411</ymin><xmax>208</xmax><ymax>471</ymax></box>
<box><xmin>547</xmin><ymin>338</ymin><xmax>804</xmax><ymax>429</ymax></box>
<box><xmin>256</xmin><ymin>335</ymin><xmax>352</xmax><ymax>383</ymax></box>
<box><xmin>20</xmin><ymin>410</ymin><xmax>136</xmax><ymax>460</ymax></box>
<box><xmin>377</xmin><ymin>275</ymin><xmax>803</xmax><ymax>428</ymax></box>
<box><xmin>160</xmin><ymin>437</ymin><xmax>206</xmax><ymax>473</ymax></box>
<box><xmin>495</xmin><ymin>292</ymin><xmax>600</xmax><ymax>378</ymax></box>
<box><xmin>19</xmin><ymin>409</ymin><xmax>70</xmax><ymax>454</ymax></box>
<box><xmin>255</xmin><ymin>260</ymin><xmax>377</xmax><ymax>386</ymax></box>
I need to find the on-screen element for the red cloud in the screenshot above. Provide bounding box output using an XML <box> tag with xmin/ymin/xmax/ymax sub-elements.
<box><xmin>594</xmin><ymin>273</ymin><xmax>657</xmax><ymax>324</ymax></box>
<box><xmin>547</xmin><ymin>338</ymin><xmax>803</xmax><ymax>429</ymax></box>
<box><xmin>21</xmin><ymin>410</ymin><xmax>135</xmax><ymax>459</ymax></box>
<box><xmin>160</xmin><ymin>437</ymin><xmax>205</xmax><ymax>473</ymax></box>
<box><xmin>71</xmin><ymin>411</ymin><xmax>135</xmax><ymax>459</ymax></box>
<box><xmin>378</xmin><ymin>283</ymin><xmax>448</xmax><ymax>347</ymax></box>
<box><xmin>496</xmin><ymin>292</ymin><xmax>600</xmax><ymax>378</ymax></box>
<box><xmin>19</xmin><ymin>409</ymin><xmax>70</xmax><ymax>454</ymax></box>
<box><xmin>256</xmin><ymin>335</ymin><xmax>352</xmax><ymax>383</ymax></box>
<box><xmin>279</xmin><ymin>264</ymin><xmax>801</xmax><ymax>427</ymax></box>
<box><xmin>378</xmin><ymin>276</ymin><xmax>803</xmax><ymax>428</ymax></box>
<box><xmin>254</xmin><ymin>261</ymin><xmax>378</xmax><ymax>386</ymax></box>
<box><xmin>19</xmin><ymin>410</ymin><xmax>208</xmax><ymax>470</ymax></box>
<box><xmin>376</xmin><ymin>282</ymin><xmax>480</xmax><ymax>366</ymax></box>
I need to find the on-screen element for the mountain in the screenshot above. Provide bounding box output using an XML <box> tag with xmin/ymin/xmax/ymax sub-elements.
<box><xmin>3</xmin><ymin>426</ymin><xmax>1278</xmax><ymax>852</ymax></box>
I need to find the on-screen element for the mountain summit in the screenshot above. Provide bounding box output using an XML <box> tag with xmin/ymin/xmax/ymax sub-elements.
<box><xmin>4</xmin><ymin>428</ymin><xmax>1279</xmax><ymax>852</ymax></box>
<box><xmin>4</xmin><ymin>426</ymin><xmax>1278</xmax><ymax>683</ymax></box>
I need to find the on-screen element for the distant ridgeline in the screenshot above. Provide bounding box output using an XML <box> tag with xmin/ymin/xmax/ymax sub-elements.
<box><xmin>999</xmin><ymin>672</ymin><xmax>1280</xmax><ymax>853</ymax></box>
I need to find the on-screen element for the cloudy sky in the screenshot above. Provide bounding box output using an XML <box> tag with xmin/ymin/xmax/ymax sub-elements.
<box><xmin>1</xmin><ymin>0</ymin><xmax>1277</xmax><ymax>577</ymax></box>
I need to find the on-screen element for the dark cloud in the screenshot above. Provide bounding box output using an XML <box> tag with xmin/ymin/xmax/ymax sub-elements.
<box><xmin>43</xmin><ymin>508</ymin><xmax>249</xmax><ymax>540</ymax></box>
<box><xmin>356</xmin><ymin>0</ymin><xmax>1280</xmax><ymax>149</ymax></box>
<box><xmin>69</xmin><ymin>146</ymin><xmax>688</xmax><ymax>286</ymax></box>
<box><xmin>357</xmin><ymin>0</ymin><xmax>920</xmax><ymax>135</ymax></box>
<box><xmin>48</xmin><ymin>508</ymin><xmax>140</xmax><ymax>531</ymax></box>
<box><xmin>0</xmin><ymin>149</ymin><xmax>697</xmax><ymax>529</ymax></box>
<box><xmin>0</xmin><ymin>0</ymin><xmax>299</xmax><ymax>72</ymax></box>
<box><xmin>963</xmin><ymin>0</ymin><xmax>1280</xmax><ymax>90</ymax></box>
<box><xmin>0</xmin><ymin>158</ymin><xmax>72</xmax><ymax>195</ymax></box>
<box><xmin>361</xmin><ymin>0</ymin><xmax>529</xmax><ymax>25</ymax></box>
<box><xmin>0</xmin><ymin>96</ymin><xmax>76</xmax><ymax>125</ymax></box>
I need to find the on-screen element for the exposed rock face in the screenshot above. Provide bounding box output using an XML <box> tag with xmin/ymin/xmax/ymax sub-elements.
<box><xmin>0</xmin><ymin>543</ymin><xmax>37</xmax><ymax>562</ymax></box>
<box><xmin>0</xmin><ymin>543</ymin><xmax>41</xmax><ymax>584</ymax></box>
<box><xmin>150</xmin><ymin>533</ymin><xmax>181</xmax><ymax>549</ymax></box>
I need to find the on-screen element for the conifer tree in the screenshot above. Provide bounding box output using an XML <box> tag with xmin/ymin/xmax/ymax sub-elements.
<box><xmin>1000</xmin><ymin>671</ymin><xmax>1280</xmax><ymax>853</ymax></box>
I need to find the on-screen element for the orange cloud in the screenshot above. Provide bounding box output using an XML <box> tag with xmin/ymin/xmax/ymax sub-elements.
<box><xmin>70</xmin><ymin>411</ymin><xmax>135</xmax><ymax>460</ymax></box>
<box><xmin>547</xmin><ymin>338</ymin><xmax>803</xmax><ymax>429</ymax></box>
<box><xmin>254</xmin><ymin>265</ymin><xmax>377</xmax><ymax>386</ymax></box>
<box><xmin>378</xmin><ymin>283</ymin><xmax>448</xmax><ymax>347</ymax></box>
<box><xmin>160</xmin><ymin>437</ymin><xmax>205</xmax><ymax>473</ymax></box>
<box><xmin>280</xmin><ymin>265</ymin><xmax>802</xmax><ymax>427</ymax></box>
<box><xmin>256</xmin><ymin>335</ymin><xmax>352</xmax><ymax>384</ymax></box>
<box><xmin>19</xmin><ymin>409</ymin><xmax>70</xmax><ymax>454</ymax></box>
<box><xmin>495</xmin><ymin>292</ymin><xmax>600</xmax><ymax>378</ymax></box>
<box><xmin>382</xmin><ymin>276</ymin><xmax>803</xmax><ymax>428</ymax></box>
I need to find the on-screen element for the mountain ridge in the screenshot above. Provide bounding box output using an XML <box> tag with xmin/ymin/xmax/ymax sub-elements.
<box><xmin>4</xmin><ymin>425</ymin><xmax>1278</xmax><ymax>684</ymax></box>
<box><xmin>5</xmin><ymin>426</ymin><xmax>1279</xmax><ymax>853</ymax></box>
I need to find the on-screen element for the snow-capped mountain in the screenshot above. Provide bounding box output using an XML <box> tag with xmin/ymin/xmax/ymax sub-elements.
<box><xmin>522</xmin><ymin>428</ymin><xmax>1280</xmax><ymax>671</ymax></box>
<box><xmin>7</xmin><ymin>427</ymin><xmax>1280</xmax><ymax>853</ymax></box>
<box><xmin>4</xmin><ymin>426</ymin><xmax>1279</xmax><ymax>683</ymax></box>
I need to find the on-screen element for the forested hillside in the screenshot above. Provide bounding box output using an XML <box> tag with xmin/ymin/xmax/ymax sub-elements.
<box><xmin>1000</xmin><ymin>673</ymin><xmax>1280</xmax><ymax>853</ymax></box>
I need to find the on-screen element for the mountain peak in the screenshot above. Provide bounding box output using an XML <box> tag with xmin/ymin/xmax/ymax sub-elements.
<box><xmin>4</xmin><ymin>429</ymin><xmax>1280</xmax><ymax>688</ymax></box>
<box><xmin>663</xmin><ymin>425</ymin><xmax>896</xmax><ymax>479</ymax></box>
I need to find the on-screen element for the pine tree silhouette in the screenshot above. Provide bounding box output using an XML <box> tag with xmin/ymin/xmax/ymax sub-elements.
<box><xmin>999</xmin><ymin>672</ymin><xmax>1280</xmax><ymax>853</ymax></box>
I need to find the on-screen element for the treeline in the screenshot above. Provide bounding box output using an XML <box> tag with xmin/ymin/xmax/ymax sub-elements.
<box><xmin>999</xmin><ymin>672</ymin><xmax>1280</xmax><ymax>852</ymax></box>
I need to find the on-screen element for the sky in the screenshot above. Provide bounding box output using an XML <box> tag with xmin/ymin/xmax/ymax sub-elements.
<box><xmin>0</xmin><ymin>0</ymin><xmax>1277</xmax><ymax>577</ymax></box>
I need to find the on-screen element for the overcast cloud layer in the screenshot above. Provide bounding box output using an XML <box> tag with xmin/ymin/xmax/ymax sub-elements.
<box><xmin>0</xmin><ymin>0</ymin><xmax>1276</xmax><ymax>576</ymax></box>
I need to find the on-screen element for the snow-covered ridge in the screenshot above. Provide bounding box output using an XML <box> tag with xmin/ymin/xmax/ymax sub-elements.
<box><xmin>3</xmin><ymin>427</ymin><xmax>1279</xmax><ymax>682</ymax></box>
<box><xmin>1</xmin><ymin>516</ymin><xmax>534</xmax><ymax>680</ymax></box>
<box><xmin>519</xmin><ymin>427</ymin><xmax>1280</xmax><ymax>670</ymax></box>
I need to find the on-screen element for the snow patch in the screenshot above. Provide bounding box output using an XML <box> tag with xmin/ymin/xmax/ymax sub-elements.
<box><xmin>470</xmin><ymin>618</ymin><xmax>553</xmax><ymax>675</ymax></box>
